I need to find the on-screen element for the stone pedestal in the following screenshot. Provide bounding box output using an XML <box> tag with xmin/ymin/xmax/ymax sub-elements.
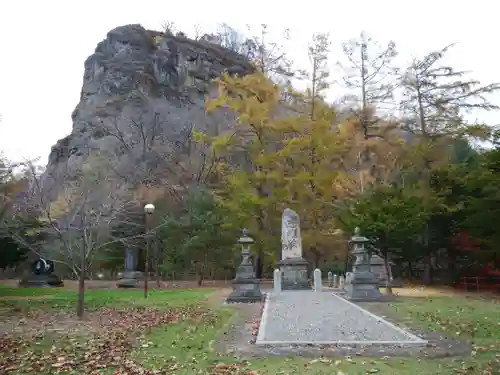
<box><xmin>226</xmin><ymin>229</ymin><xmax>263</xmax><ymax>303</ymax></box>
<box><xmin>345</xmin><ymin>228</ymin><xmax>383</xmax><ymax>302</ymax></box>
<box><xmin>19</xmin><ymin>273</ymin><xmax>64</xmax><ymax>288</ymax></box>
<box><xmin>278</xmin><ymin>258</ymin><xmax>310</xmax><ymax>290</ymax></box>
<box><xmin>117</xmin><ymin>271</ymin><xmax>143</xmax><ymax>288</ymax></box>
<box><xmin>117</xmin><ymin>248</ymin><xmax>141</xmax><ymax>288</ymax></box>
<box><xmin>19</xmin><ymin>259</ymin><xmax>63</xmax><ymax>288</ymax></box>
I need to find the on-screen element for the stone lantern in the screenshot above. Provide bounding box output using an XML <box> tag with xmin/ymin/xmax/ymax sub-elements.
<box><xmin>345</xmin><ymin>227</ymin><xmax>382</xmax><ymax>301</ymax></box>
<box><xmin>226</xmin><ymin>229</ymin><xmax>264</xmax><ymax>303</ymax></box>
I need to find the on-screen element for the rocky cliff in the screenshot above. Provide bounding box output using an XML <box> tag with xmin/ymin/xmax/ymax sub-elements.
<box><xmin>46</xmin><ymin>24</ymin><xmax>254</xmax><ymax>188</ymax></box>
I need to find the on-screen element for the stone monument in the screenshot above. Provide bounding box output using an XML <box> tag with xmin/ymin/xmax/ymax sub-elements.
<box><xmin>117</xmin><ymin>248</ymin><xmax>142</xmax><ymax>288</ymax></box>
<box><xmin>226</xmin><ymin>229</ymin><xmax>263</xmax><ymax>303</ymax></box>
<box><xmin>277</xmin><ymin>208</ymin><xmax>309</xmax><ymax>290</ymax></box>
<box><xmin>19</xmin><ymin>258</ymin><xmax>64</xmax><ymax>288</ymax></box>
<box><xmin>345</xmin><ymin>228</ymin><xmax>383</xmax><ymax>301</ymax></box>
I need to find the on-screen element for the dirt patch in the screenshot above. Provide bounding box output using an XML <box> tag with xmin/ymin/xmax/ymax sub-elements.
<box><xmin>206</xmin><ymin>288</ymin><xmax>231</xmax><ymax>306</ymax></box>
<box><xmin>385</xmin><ymin>286</ymin><xmax>494</xmax><ymax>298</ymax></box>
<box><xmin>213</xmin><ymin>300</ymin><xmax>264</xmax><ymax>358</ymax></box>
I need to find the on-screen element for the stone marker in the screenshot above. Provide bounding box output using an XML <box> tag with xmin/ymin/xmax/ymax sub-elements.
<box><xmin>313</xmin><ymin>269</ymin><xmax>322</xmax><ymax>292</ymax></box>
<box><xmin>226</xmin><ymin>229</ymin><xmax>263</xmax><ymax>303</ymax></box>
<box><xmin>327</xmin><ymin>271</ymin><xmax>333</xmax><ymax>287</ymax></box>
<box><xmin>345</xmin><ymin>228</ymin><xmax>383</xmax><ymax>301</ymax></box>
<box><xmin>339</xmin><ymin>275</ymin><xmax>345</xmax><ymax>289</ymax></box>
<box><xmin>117</xmin><ymin>247</ymin><xmax>142</xmax><ymax>288</ymax></box>
<box><xmin>277</xmin><ymin>208</ymin><xmax>309</xmax><ymax>290</ymax></box>
<box><xmin>333</xmin><ymin>274</ymin><xmax>338</xmax><ymax>288</ymax></box>
<box><xmin>273</xmin><ymin>268</ymin><xmax>282</xmax><ymax>293</ymax></box>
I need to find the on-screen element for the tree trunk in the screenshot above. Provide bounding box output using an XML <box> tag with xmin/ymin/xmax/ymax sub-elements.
<box><xmin>423</xmin><ymin>255</ymin><xmax>433</xmax><ymax>285</ymax></box>
<box><xmin>407</xmin><ymin>261</ymin><xmax>413</xmax><ymax>279</ymax></box>
<box><xmin>155</xmin><ymin>241</ymin><xmax>161</xmax><ymax>288</ymax></box>
<box><xmin>77</xmin><ymin>251</ymin><xmax>85</xmax><ymax>319</ymax></box>
<box><xmin>383</xmin><ymin>255</ymin><xmax>393</xmax><ymax>294</ymax></box>
<box><xmin>255</xmin><ymin>209</ymin><xmax>265</xmax><ymax>279</ymax></box>
<box><xmin>311</xmin><ymin>247</ymin><xmax>320</xmax><ymax>269</ymax></box>
<box><xmin>421</xmin><ymin>225</ymin><xmax>433</xmax><ymax>285</ymax></box>
<box><xmin>447</xmin><ymin>247</ymin><xmax>457</xmax><ymax>284</ymax></box>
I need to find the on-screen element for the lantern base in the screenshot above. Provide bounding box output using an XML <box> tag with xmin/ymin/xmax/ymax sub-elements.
<box><xmin>345</xmin><ymin>270</ymin><xmax>383</xmax><ymax>301</ymax></box>
<box><xmin>226</xmin><ymin>279</ymin><xmax>264</xmax><ymax>303</ymax></box>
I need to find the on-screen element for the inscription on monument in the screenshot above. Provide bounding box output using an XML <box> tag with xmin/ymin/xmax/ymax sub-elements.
<box><xmin>281</xmin><ymin>208</ymin><xmax>303</xmax><ymax>259</ymax></box>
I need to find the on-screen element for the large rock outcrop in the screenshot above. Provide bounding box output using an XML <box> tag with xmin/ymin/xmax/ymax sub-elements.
<box><xmin>46</xmin><ymin>24</ymin><xmax>254</xmax><ymax>188</ymax></box>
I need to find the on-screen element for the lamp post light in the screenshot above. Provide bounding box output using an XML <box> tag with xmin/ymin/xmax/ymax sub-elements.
<box><xmin>144</xmin><ymin>203</ymin><xmax>155</xmax><ymax>298</ymax></box>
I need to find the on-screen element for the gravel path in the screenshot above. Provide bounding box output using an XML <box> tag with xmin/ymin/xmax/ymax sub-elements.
<box><xmin>257</xmin><ymin>291</ymin><xmax>426</xmax><ymax>344</ymax></box>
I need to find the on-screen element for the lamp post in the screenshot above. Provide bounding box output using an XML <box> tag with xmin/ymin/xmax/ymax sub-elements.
<box><xmin>144</xmin><ymin>203</ymin><xmax>155</xmax><ymax>298</ymax></box>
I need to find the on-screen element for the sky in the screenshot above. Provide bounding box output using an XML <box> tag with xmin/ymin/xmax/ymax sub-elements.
<box><xmin>0</xmin><ymin>0</ymin><xmax>498</xmax><ymax>165</ymax></box>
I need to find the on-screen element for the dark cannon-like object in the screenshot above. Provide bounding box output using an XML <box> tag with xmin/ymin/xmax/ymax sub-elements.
<box><xmin>19</xmin><ymin>258</ymin><xmax>64</xmax><ymax>288</ymax></box>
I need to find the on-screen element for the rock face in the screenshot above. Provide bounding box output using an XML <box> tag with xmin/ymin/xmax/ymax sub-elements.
<box><xmin>46</xmin><ymin>24</ymin><xmax>254</xmax><ymax>186</ymax></box>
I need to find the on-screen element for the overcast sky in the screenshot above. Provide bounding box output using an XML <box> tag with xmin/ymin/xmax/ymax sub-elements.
<box><xmin>0</xmin><ymin>0</ymin><xmax>497</xmax><ymax>164</ymax></box>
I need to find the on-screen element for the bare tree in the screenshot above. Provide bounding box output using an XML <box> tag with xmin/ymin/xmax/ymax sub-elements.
<box><xmin>339</xmin><ymin>32</ymin><xmax>398</xmax><ymax>136</ymax></box>
<box><xmin>202</xmin><ymin>23</ymin><xmax>293</xmax><ymax>84</ymax></box>
<box><xmin>7</xmin><ymin>156</ymin><xmax>140</xmax><ymax>318</ymax></box>
<box><xmin>160</xmin><ymin>20</ymin><xmax>176</xmax><ymax>35</ymax></box>
<box><xmin>193</xmin><ymin>24</ymin><xmax>203</xmax><ymax>41</ymax></box>
<box><xmin>92</xmin><ymin>109</ymin><xmax>188</xmax><ymax>201</ymax></box>
<box><xmin>89</xmin><ymin>105</ymin><xmax>205</xmax><ymax>285</ymax></box>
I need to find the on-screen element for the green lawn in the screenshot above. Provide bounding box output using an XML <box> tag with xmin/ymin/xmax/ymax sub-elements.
<box><xmin>1</xmin><ymin>286</ymin><xmax>500</xmax><ymax>374</ymax></box>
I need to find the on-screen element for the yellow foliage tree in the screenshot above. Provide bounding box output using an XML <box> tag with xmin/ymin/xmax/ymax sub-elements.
<box><xmin>204</xmin><ymin>72</ymin><xmax>292</xmax><ymax>275</ymax></box>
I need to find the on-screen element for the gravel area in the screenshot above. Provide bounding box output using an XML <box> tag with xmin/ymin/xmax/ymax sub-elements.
<box><xmin>257</xmin><ymin>291</ymin><xmax>425</xmax><ymax>343</ymax></box>
<box><xmin>214</xmin><ymin>291</ymin><xmax>471</xmax><ymax>359</ymax></box>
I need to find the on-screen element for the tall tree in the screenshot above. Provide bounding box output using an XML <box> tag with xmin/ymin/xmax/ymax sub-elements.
<box><xmin>339</xmin><ymin>32</ymin><xmax>398</xmax><ymax>138</ymax></box>
<box><xmin>338</xmin><ymin>33</ymin><xmax>400</xmax><ymax>192</ymax></box>
<box><xmin>398</xmin><ymin>44</ymin><xmax>500</xmax><ymax>283</ymax></box>
<box><xmin>156</xmin><ymin>188</ymin><xmax>237</xmax><ymax>285</ymax></box>
<box><xmin>202</xmin><ymin>72</ymin><xmax>288</xmax><ymax>276</ymax></box>
<box><xmin>399</xmin><ymin>44</ymin><xmax>500</xmax><ymax>163</ymax></box>
<box><xmin>280</xmin><ymin>33</ymin><xmax>350</xmax><ymax>265</ymax></box>
<box><xmin>341</xmin><ymin>186</ymin><xmax>434</xmax><ymax>293</ymax></box>
<box><xmin>462</xmin><ymin>147</ymin><xmax>500</xmax><ymax>257</ymax></box>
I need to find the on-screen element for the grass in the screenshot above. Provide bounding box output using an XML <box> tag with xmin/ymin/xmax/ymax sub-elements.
<box><xmin>0</xmin><ymin>284</ymin><xmax>210</xmax><ymax>310</ymax></box>
<box><xmin>2</xmin><ymin>285</ymin><xmax>500</xmax><ymax>374</ymax></box>
<box><xmin>132</xmin><ymin>307</ymin><xmax>235</xmax><ymax>374</ymax></box>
